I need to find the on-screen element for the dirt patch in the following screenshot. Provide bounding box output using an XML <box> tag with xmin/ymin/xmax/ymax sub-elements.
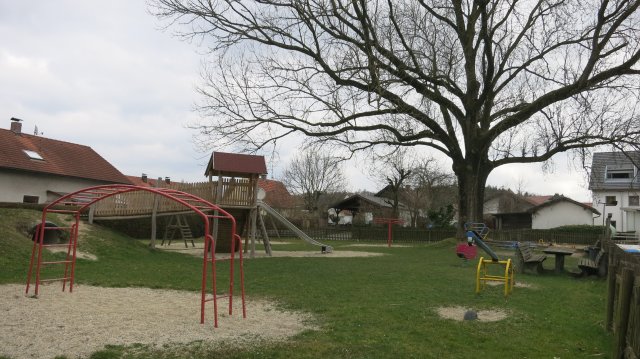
<box><xmin>46</xmin><ymin>246</ymin><xmax>97</xmax><ymax>261</ymax></box>
<box><xmin>436</xmin><ymin>306</ymin><xmax>508</xmax><ymax>322</ymax></box>
<box><xmin>0</xmin><ymin>283</ymin><xmax>316</xmax><ymax>359</ymax></box>
<box><xmin>486</xmin><ymin>281</ymin><xmax>534</xmax><ymax>289</ymax></box>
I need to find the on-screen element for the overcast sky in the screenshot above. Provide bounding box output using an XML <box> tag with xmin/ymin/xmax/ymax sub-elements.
<box><xmin>0</xmin><ymin>1</ymin><xmax>593</xmax><ymax>201</ymax></box>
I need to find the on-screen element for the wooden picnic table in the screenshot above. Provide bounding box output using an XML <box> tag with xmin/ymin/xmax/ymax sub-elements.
<box><xmin>542</xmin><ymin>247</ymin><xmax>574</xmax><ymax>273</ymax></box>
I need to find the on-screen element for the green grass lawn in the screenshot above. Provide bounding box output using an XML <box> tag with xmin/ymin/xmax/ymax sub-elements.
<box><xmin>0</xmin><ymin>208</ymin><xmax>612</xmax><ymax>358</ymax></box>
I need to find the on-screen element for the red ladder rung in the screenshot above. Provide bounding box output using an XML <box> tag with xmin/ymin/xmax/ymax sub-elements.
<box><xmin>46</xmin><ymin>209</ymin><xmax>79</xmax><ymax>214</ymax></box>
<box><xmin>70</xmin><ymin>195</ymin><xmax>99</xmax><ymax>200</ymax></box>
<box><xmin>84</xmin><ymin>190</ymin><xmax>116</xmax><ymax>195</ymax></box>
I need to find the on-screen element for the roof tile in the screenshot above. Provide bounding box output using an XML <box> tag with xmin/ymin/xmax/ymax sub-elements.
<box><xmin>0</xmin><ymin>129</ymin><xmax>131</xmax><ymax>184</ymax></box>
<box><xmin>205</xmin><ymin>152</ymin><xmax>268</xmax><ymax>176</ymax></box>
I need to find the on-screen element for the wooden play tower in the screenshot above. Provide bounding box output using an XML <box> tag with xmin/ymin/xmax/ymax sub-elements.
<box><xmin>205</xmin><ymin>152</ymin><xmax>270</xmax><ymax>257</ymax></box>
<box><xmin>84</xmin><ymin>152</ymin><xmax>276</xmax><ymax>256</ymax></box>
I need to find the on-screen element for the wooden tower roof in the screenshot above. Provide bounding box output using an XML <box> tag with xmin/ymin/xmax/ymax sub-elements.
<box><xmin>205</xmin><ymin>152</ymin><xmax>268</xmax><ymax>177</ymax></box>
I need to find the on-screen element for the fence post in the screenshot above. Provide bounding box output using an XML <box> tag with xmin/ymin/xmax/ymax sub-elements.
<box><xmin>613</xmin><ymin>268</ymin><xmax>634</xmax><ymax>359</ymax></box>
<box><xmin>606</xmin><ymin>262</ymin><xmax>617</xmax><ymax>331</ymax></box>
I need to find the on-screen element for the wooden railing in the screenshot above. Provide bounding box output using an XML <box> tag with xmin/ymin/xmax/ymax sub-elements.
<box><xmin>91</xmin><ymin>179</ymin><xmax>255</xmax><ymax>218</ymax></box>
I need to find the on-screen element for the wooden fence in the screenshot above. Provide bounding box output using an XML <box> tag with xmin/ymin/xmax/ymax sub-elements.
<box><xmin>487</xmin><ymin>229</ymin><xmax>602</xmax><ymax>246</ymax></box>
<box><xmin>91</xmin><ymin>179</ymin><xmax>255</xmax><ymax>218</ymax></box>
<box><xmin>268</xmin><ymin>226</ymin><xmax>603</xmax><ymax>246</ymax></box>
<box><xmin>603</xmin><ymin>238</ymin><xmax>640</xmax><ymax>358</ymax></box>
<box><xmin>287</xmin><ymin>227</ymin><xmax>457</xmax><ymax>243</ymax></box>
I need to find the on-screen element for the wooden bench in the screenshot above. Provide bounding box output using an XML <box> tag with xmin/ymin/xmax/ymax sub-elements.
<box><xmin>515</xmin><ymin>243</ymin><xmax>546</xmax><ymax>274</ymax></box>
<box><xmin>578</xmin><ymin>250</ymin><xmax>607</xmax><ymax>277</ymax></box>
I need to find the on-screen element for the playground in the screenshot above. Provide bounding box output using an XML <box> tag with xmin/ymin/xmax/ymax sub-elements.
<box><xmin>0</xmin><ymin>206</ymin><xmax>612</xmax><ymax>359</ymax></box>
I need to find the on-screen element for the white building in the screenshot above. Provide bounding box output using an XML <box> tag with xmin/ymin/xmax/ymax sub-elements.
<box><xmin>0</xmin><ymin>119</ymin><xmax>131</xmax><ymax>204</ymax></box>
<box><xmin>484</xmin><ymin>192</ymin><xmax>597</xmax><ymax>230</ymax></box>
<box><xmin>589</xmin><ymin>152</ymin><xmax>640</xmax><ymax>232</ymax></box>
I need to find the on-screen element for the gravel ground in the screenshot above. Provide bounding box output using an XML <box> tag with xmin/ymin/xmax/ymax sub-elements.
<box><xmin>0</xmin><ymin>284</ymin><xmax>316</xmax><ymax>359</ymax></box>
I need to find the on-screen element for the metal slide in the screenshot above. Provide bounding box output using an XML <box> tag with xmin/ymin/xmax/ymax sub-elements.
<box><xmin>258</xmin><ymin>201</ymin><xmax>333</xmax><ymax>253</ymax></box>
<box><xmin>464</xmin><ymin>222</ymin><xmax>500</xmax><ymax>261</ymax></box>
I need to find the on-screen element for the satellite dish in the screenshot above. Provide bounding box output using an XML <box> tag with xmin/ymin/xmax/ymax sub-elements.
<box><xmin>257</xmin><ymin>188</ymin><xmax>266</xmax><ymax>200</ymax></box>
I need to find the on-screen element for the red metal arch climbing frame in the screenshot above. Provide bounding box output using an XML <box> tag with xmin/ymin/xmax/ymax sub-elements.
<box><xmin>24</xmin><ymin>184</ymin><xmax>246</xmax><ymax>328</ymax></box>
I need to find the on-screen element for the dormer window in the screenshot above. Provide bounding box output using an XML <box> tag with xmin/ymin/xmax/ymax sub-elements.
<box><xmin>23</xmin><ymin>149</ymin><xmax>44</xmax><ymax>161</ymax></box>
<box><xmin>605</xmin><ymin>165</ymin><xmax>636</xmax><ymax>182</ymax></box>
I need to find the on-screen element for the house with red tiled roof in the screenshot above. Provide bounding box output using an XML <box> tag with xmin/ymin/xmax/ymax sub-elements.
<box><xmin>0</xmin><ymin>118</ymin><xmax>131</xmax><ymax>204</ymax></box>
<box><xmin>125</xmin><ymin>174</ymin><xmax>173</xmax><ymax>188</ymax></box>
<box><xmin>484</xmin><ymin>191</ymin><xmax>598</xmax><ymax>229</ymax></box>
<box><xmin>257</xmin><ymin>178</ymin><xmax>296</xmax><ymax>209</ymax></box>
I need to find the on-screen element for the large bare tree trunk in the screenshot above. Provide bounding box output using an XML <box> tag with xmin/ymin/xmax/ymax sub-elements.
<box><xmin>454</xmin><ymin>157</ymin><xmax>491</xmax><ymax>237</ymax></box>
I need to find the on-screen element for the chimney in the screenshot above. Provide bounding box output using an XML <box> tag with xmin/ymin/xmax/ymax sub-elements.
<box><xmin>10</xmin><ymin>117</ymin><xmax>22</xmax><ymax>134</ymax></box>
<box><xmin>165</xmin><ymin>176</ymin><xmax>171</xmax><ymax>184</ymax></box>
<box><xmin>141</xmin><ymin>173</ymin><xmax>148</xmax><ymax>183</ymax></box>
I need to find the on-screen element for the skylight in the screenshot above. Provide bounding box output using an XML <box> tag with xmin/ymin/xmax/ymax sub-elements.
<box><xmin>23</xmin><ymin>149</ymin><xmax>44</xmax><ymax>161</ymax></box>
<box><xmin>605</xmin><ymin>165</ymin><xmax>636</xmax><ymax>182</ymax></box>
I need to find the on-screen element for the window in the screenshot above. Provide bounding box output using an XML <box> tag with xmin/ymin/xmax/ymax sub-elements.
<box><xmin>611</xmin><ymin>220</ymin><xmax>617</xmax><ymax>228</ymax></box>
<box><xmin>22</xmin><ymin>195</ymin><xmax>39</xmax><ymax>204</ymax></box>
<box><xmin>630</xmin><ymin>195</ymin><xmax>640</xmax><ymax>207</ymax></box>
<box><xmin>605</xmin><ymin>165</ymin><xmax>636</xmax><ymax>181</ymax></box>
<box><xmin>23</xmin><ymin>149</ymin><xmax>44</xmax><ymax>161</ymax></box>
<box><xmin>606</xmin><ymin>196</ymin><xmax>617</xmax><ymax>205</ymax></box>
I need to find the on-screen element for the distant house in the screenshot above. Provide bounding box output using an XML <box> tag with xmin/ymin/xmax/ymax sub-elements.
<box><xmin>126</xmin><ymin>174</ymin><xmax>171</xmax><ymax>188</ymax></box>
<box><xmin>0</xmin><ymin>119</ymin><xmax>131</xmax><ymax>204</ymax></box>
<box><xmin>257</xmin><ymin>178</ymin><xmax>296</xmax><ymax>216</ymax></box>
<box><xmin>589</xmin><ymin>151</ymin><xmax>640</xmax><ymax>231</ymax></box>
<box><xmin>484</xmin><ymin>192</ymin><xmax>598</xmax><ymax>230</ymax></box>
<box><xmin>328</xmin><ymin>192</ymin><xmax>411</xmax><ymax>226</ymax></box>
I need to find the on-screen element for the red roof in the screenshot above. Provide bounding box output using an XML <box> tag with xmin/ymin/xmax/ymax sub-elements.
<box><xmin>126</xmin><ymin>175</ymin><xmax>160</xmax><ymax>187</ymax></box>
<box><xmin>524</xmin><ymin>195</ymin><xmax>552</xmax><ymax>206</ymax></box>
<box><xmin>0</xmin><ymin>128</ymin><xmax>131</xmax><ymax>184</ymax></box>
<box><xmin>258</xmin><ymin>178</ymin><xmax>296</xmax><ymax>208</ymax></box>
<box><xmin>205</xmin><ymin>152</ymin><xmax>267</xmax><ymax>176</ymax></box>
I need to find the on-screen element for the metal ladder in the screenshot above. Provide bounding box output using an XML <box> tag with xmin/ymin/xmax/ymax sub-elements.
<box><xmin>26</xmin><ymin>212</ymin><xmax>81</xmax><ymax>296</ymax></box>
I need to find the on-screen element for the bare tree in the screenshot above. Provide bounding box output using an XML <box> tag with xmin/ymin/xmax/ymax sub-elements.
<box><xmin>371</xmin><ymin>149</ymin><xmax>415</xmax><ymax>217</ymax></box>
<box><xmin>152</xmin><ymin>0</ymin><xmax>640</xmax><ymax>230</ymax></box>
<box><xmin>282</xmin><ymin>149</ymin><xmax>346</xmax><ymax>215</ymax></box>
<box><xmin>404</xmin><ymin>157</ymin><xmax>455</xmax><ymax>227</ymax></box>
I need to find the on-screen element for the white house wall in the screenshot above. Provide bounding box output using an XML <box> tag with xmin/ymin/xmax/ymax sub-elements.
<box><xmin>592</xmin><ymin>191</ymin><xmax>640</xmax><ymax>231</ymax></box>
<box><xmin>0</xmin><ymin>171</ymin><xmax>110</xmax><ymax>204</ymax></box>
<box><xmin>483</xmin><ymin>197</ymin><xmax>500</xmax><ymax>214</ymax></box>
<box><xmin>531</xmin><ymin>202</ymin><xmax>594</xmax><ymax>229</ymax></box>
